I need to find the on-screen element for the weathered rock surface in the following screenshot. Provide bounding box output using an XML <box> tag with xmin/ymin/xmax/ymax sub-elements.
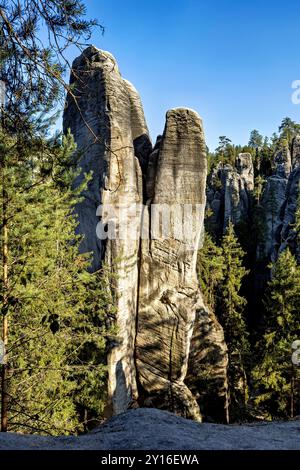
<box><xmin>136</xmin><ymin>109</ymin><xmax>228</xmax><ymax>421</ymax></box>
<box><xmin>256</xmin><ymin>137</ymin><xmax>300</xmax><ymax>261</ymax></box>
<box><xmin>207</xmin><ymin>153</ymin><xmax>254</xmax><ymax>236</ymax></box>
<box><xmin>224</xmin><ymin>153</ymin><xmax>254</xmax><ymax>230</ymax></box>
<box><xmin>64</xmin><ymin>46</ymin><xmax>152</xmax><ymax>415</ymax></box>
<box><xmin>64</xmin><ymin>47</ymin><xmax>228</xmax><ymax>422</ymax></box>
<box><xmin>292</xmin><ymin>135</ymin><xmax>300</xmax><ymax>168</ymax></box>
<box><xmin>256</xmin><ymin>175</ymin><xmax>288</xmax><ymax>261</ymax></box>
<box><xmin>186</xmin><ymin>301</ymin><xmax>229</xmax><ymax>423</ymax></box>
<box><xmin>1</xmin><ymin>409</ymin><xmax>299</xmax><ymax>450</ymax></box>
<box><xmin>274</xmin><ymin>145</ymin><xmax>291</xmax><ymax>178</ymax></box>
<box><xmin>206</xmin><ymin>145</ymin><xmax>300</xmax><ymax>264</ymax></box>
<box><xmin>123</xmin><ymin>79</ymin><xmax>153</xmax><ymax>179</ymax></box>
<box><xmin>277</xmin><ymin>137</ymin><xmax>300</xmax><ymax>255</ymax></box>
<box><xmin>278</xmin><ymin>166</ymin><xmax>300</xmax><ymax>256</ymax></box>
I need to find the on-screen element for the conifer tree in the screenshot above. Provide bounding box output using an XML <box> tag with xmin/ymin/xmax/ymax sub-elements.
<box><xmin>248</xmin><ymin>130</ymin><xmax>264</xmax><ymax>150</ymax></box>
<box><xmin>215</xmin><ymin>136</ymin><xmax>235</xmax><ymax>165</ymax></box>
<box><xmin>0</xmin><ymin>0</ymin><xmax>102</xmax><ymax>133</ymax></box>
<box><xmin>219</xmin><ymin>223</ymin><xmax>249</xmax><ymax>418</ymax></box>
<box><xmin>253</xmin><ymin>249</ymin><xmax>300</xmax><ymax>418</ymax></box>
<box><xmin>0</xmin><ymin>128</ymin><xmax>114</xmax><ymax>434</ymax></box>
<box><xmin>278</xmin><ymin>118</ymin><xmax>300</xmax><ymax>147</ymax></box>
<box><xmin>197</xmin><ymin>234</ymin><xmax>224</xmax><ymax>311</ymax></box>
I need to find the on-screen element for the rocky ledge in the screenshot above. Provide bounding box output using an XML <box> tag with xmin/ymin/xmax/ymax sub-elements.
<box><xmin>0</xmin><ymin>409</ymin><xmax>299</xmax><ymax>450</ymax></box>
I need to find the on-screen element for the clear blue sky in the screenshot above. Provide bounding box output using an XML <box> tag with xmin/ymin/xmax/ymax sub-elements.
<box><xmin>70</xmin><ymin>0</ymin><xmax>300</xmax><ymax>150</ymax></box>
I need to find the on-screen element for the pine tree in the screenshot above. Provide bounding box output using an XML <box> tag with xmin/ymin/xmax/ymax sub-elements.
<box><xmin>197</xmin><ymin>234</ymin><xmax>225</xmax><ymax>311</ymax></box>
<box><xmin>0</xmin><ymin>127</ymin><xmax>114</xmax><ymax>434</ymax></box>
<box><xmin>253</xmin><ymin>175</ymin><xmax>266</xmax><ymax>206</ymax></box>
<box><xmin>252</xmin><ymin>249</ymin><xmax>300</xmax><ymax>419</ymax></box>
<box><xmin>248</xmin><ymin>130</ymin><xmax>264</xmax><ymax>150</ymax></box>
<box><xmin>219</xmin><ymin>223</ymin><xmax>249</xmax><ymax>419</ymax></box>
<box><xmin>278</xmin><ymin>117</ymin><xmax>300</xmax><ymax>147</ymax></box>
<box><xmin>0</xmin><ymin>1</ymin><xmax>102</xmax><ymax>133</ymax></box>
<box><xmin>215</xmin><ymin>136</ymin><xmax>235</xmax><ymax>165</ymax></box>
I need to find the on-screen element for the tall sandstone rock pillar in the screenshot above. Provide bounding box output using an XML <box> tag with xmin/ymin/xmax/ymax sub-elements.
<box><xmin>136</xmin><ymin>109</ymin><xmax>228</xmax><ymax>421</ymax></box>
<box><xmin>63</xmin><ymin>46</ymin><xmax>152</xmax><ymax>414</ymax></box>
<box><xmin>63</xmin><ymin>47</ymin><xmax>229</xmax><ymax>422</ymax></box>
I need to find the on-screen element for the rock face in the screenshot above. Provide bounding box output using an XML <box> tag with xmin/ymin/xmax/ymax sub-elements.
<box><xmin>278</xmin><ymin>165</ymin><xmax>300</xmax><ymax>256</ymax></box>
<box><xmin>256</xmin><ymin>175</ymin><xmax>288</xmax><ymax>261</ymax></box>
<box><xmin>135</xmin><ymin>109</ymin><xmax>228</xmax><ymax>421</ymax></box>
<box><xmin>207</xmin><ymin>153</ymin><xmax>254</xmax><ymax>236</ymax></box>
<box><xmin>206</xmin><ymin>137</ymin><xmax>300</xmax><ymax>269</ymax></box>
<box><xmin>224</xmin><ymin>153</ymin><xmax>254</xmax><ymax>230</ymax></box>
<box><xmin>64</xmin><ymin>46</ymin><xmax>151</xmax><ymax>414</ymax></box>
<box><xmin>186</xmin><ymin>300</ymin><xmax>229</xmax><ymax>423</ymax></box>
<box><xmin>256</xmin><ymin>138</ymin><xmax>300</xmax><ymax>262</ymax></box>
<box><xmin>274</xmin><ymin>145</ymin><xmax>291</xmax><ymax>178</ymax></box>
<box><xmin>63</xmin><ymin>47</ymin><xmax>229</xmax><ymax>422</ymax></box>
<box><xmin>292</xmin><ymin>135</ymin><xmax>300</xmax><ymax>168</ymax></box>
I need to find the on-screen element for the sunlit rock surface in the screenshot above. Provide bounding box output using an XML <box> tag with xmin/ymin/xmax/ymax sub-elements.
<box><xmin>64</xmin><ymin>47</ymin><xmax>228</xmax><ymax>422</ymax></box>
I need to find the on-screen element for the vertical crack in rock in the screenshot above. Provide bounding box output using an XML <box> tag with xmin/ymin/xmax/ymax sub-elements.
<box><xmin>123</xmin><ymin>79</ymin><xmax>152</xmax><ymax>182</ymax></box>
<box><xmin>64</xmin><ymin>48</ymin><xmax>229</xmax><ymax>422</ymax></box>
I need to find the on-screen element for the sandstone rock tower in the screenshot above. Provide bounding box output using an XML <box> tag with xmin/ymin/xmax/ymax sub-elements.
<box><xmin>63</xmin><ymin>46</ymin><xmax>228</xmax><ymax>422</ymax></box>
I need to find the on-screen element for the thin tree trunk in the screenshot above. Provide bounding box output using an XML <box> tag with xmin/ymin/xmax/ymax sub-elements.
<box><xmin>1</xmin><ymin>164</ymin><xmax>8</xmax><ymax>432</ymax></box>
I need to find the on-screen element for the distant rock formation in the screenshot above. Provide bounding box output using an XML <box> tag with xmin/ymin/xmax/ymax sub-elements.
<box><xmin>207</xmin><ymin>153</ymin><xmax>254</xmax><ymax>236</ymax></box>
<box><xmin>206</xmin><ymin>137</ymin><xmax>300</xmax><ymax>267</ymax></box>
<box><xmin>273</xmin><ymin>145</ymin><xmax>292</xmax><ymax>178</ymax></box>
<box><xmin>257</xmin><ymin>138</ymin><xmax>300</xmax><ymax>262</ymax></box>
<box><xmin>63</xmin><ymin>46</ymin><xmax>229</xmax><ymax>423</ymax></box>
<box><xmin>292</xmin><ymin>135</ymin><xmax>300</xmax><ymax>168</ymax></box>
<box><xmin>277</xmin><ymin>165</ymin><xmax>300</xmax><ymax>257</ymax></box>
<box><xmin>254</xmin><ymin>145</ymin><xmax>292</xmax><ymax>261</ymax></box>
<box><xmin>256</xmin><ymin>175</ymin><xmax>288</xmax><ymax>261</ymax></box>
